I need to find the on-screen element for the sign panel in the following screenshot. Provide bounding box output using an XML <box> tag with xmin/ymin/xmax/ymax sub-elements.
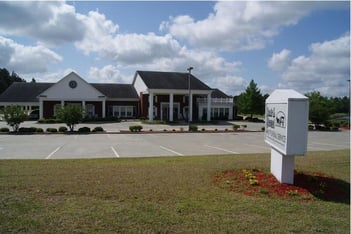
<box><xmin>265</xmin><ymin>103</ymin><xmax>288</xmax><ymax>154</ymax></box>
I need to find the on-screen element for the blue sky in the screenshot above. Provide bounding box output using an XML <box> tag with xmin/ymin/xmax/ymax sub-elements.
<box><xmin>0</xmin><ymin>1</ymin><xmax>349</xmax><ymax>97</ymax></box>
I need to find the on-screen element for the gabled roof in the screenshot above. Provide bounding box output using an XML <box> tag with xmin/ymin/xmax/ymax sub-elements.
<box><xmin>136</xmin><ymin>71</ymin><xmax>212</xmax><ymax>90</ymax></box>
<box><xmin>0</xmin><ymin>82</ymin><xmax>53</xmax><ymax>102</ymax></box>
<box><xmin>0</xmin><ymin>82</ymin><xmax>139</xmax><ymax>102</ymax></box>
<box><xmin>92</xmin><ymin>84</ymin><xmax>139</xmax><ymax>99</ymax></box>
<box><xmin>211</xmin><ymin>88</ymin><xmax>232</xmax><ymax>98</ymax></box>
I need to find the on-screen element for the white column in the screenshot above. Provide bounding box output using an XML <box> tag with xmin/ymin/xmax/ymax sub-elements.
<box><xmin>82</xmin><ymin>100</ymin><xmax>86</xmax><ymax>111</ymax></box>
<box><xmin>207</xmin><ymin>93</ymin><xmax>211</xmax><ymax>121</ymax></box>
<box><xmin>61</xmin><ymin>100</ymin><xmax>64</xmax><ymax>108</ymax></box>
<box><xmin>148</xmin><ymin>93</ymin><xmax>154</xmax><ymax>121</ymax></box>
<box><xmin>169</xmin><ymin>93</ymin><xmax>174</xmax><ymax>122</ymax></box>
<box><xmin>228</xmin><ymin>106</ymin><xmax>233</xmax><ymax>120</ymax></box>
<box><xmin>102</xmin><ymin>100</ymin><xmax>106</xmax><ymax>118</ymax></box>
<box><xmin>39</xmin><ymin>99</ymin><xmax>44</xmax><ymax>119</ymax></box>
<box><xmin>189</xmin><ymin>93</ymin><xmax>193</xmax><ymax>122</ymax></box>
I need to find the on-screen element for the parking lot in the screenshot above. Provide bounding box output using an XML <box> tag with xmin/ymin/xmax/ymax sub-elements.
<box><xmin>0</xmin><ymin>130</ymin><xmax>349</xmax><ymax>159</ymax></box>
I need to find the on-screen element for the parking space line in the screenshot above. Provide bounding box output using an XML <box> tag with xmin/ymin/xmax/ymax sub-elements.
<box><xmin>204</xmin><ymin>145</ymin><xmax>238</xmax><ymax>154</ymax></box>
<box><xmin>310</xmin><ymin>142</ymin><xmax>348</xmax><ymax>147</ymax></box>
<box><xmin>110</xmin><ymin>146</ymin><xmax>120</xmax><ymax>158</ymax></box>
<box><xmin>46</xmin><ymin>146</ymin><xmax>61</xmax><ymax>159</ymax></box>
<box><xmin>160</xmin><ymin>146</ymin><xmax>183</xmax><ymax>156</ymax></box>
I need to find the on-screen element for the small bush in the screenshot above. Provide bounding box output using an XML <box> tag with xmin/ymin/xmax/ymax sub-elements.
<box><xmin>261</xmin><ymin>126</ymin><xmax>265</xmax><ymax>131</ymax></box>
<box><xmin>36</xmin><ymin>128</ymin><xmax>44</xmax><ymax>133</ymax></box>
<box><xmin>233</xmin><ymin>124</ymin><xmax>240</xmax><ymax>131</ymax></box>
<box><xmin>58</xmin><ymin>126</ymin><xmax>68</xmax><ymax>132</ymax></box>
<box><xmin>129</xmin><ymin>125</ymin><xmax>143</xmax><ymax>132</ymax></box>
<box><xmin>241</xmin><ymin>124</ymin><xmax>247</xmax><ymax>128</ymax></box>
<box><xmin>0</xmin><ymin>127</ymin><xmax>10</xmax><ymax>132</ymax></box>
<box><xmin>308</xmin><ymin>125</ymin><xmax>314</xmax><ymax>130</ymax></box>
<box><xmin>189</xmin><ymin>125</ymin><xmax>198</xmax><ymax>132</ymax></box>
<box><xmin>18</xmin><ymin>127</ymin><xmax>37</xmax><ymax>133</ymax></box>
<box><xmin>92</xmin><ymin>126</ymin><xmax>104</xmax><ymax>132</ymax></box>
<box><xmin>46</xmin><ymin>128</ymin><xmax>58</xmax><ymax>133</ymax></box>
<box><xmin>78</xmin><ymin>127</ymin><xmax>91</xmax><ymax>133</ymax></box>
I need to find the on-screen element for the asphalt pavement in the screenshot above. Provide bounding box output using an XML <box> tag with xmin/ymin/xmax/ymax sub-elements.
<box><xmin>0</xmin><ymin>128</ymin><xmax>349</xmax><ymax>159</ymax></box>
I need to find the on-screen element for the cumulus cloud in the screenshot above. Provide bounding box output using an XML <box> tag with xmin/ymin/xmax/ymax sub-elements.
<box><xmin>269</xmin><ymin>34</ymin><xmax>350</xmax><ymax>96</ymax></box>
<box><xmin>162</xmin><ymin>1</ymin><xmax>346</xmax><ymax>52</ymax></box>
<box><xmin>0</xmin><ymin>1</ymin><xmax>85</xmax><ymax>46</ymax></box>
<box><xmin>88</xmin><ymin>65</ymin><xmax>131</xmax><ymax>83</ymax></box>
<box><xmin>267</xmin><ymin>49</ymin><xmax>291</xmax><ymax>72</ymax></box>
<box><xmin>0</xmin><ymin>36</ymin><xmax>62</xmax><ymax>74</ymax></box>
<box><xmin>212</xmin><ymin>76</ymin><xmax>248</xmax><ymax>96</ymax></box>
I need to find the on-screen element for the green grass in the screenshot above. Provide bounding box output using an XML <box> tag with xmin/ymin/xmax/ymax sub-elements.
<box><xmin>1</xmin><ymin>150</ymin><xmax>349</xmax><ymax>233</ymax></box>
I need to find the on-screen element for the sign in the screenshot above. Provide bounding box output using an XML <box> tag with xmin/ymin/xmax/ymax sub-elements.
<box><xmin>264</xmin><ymin>89</ymin><xmax>309</xmax><ymax>184</ymax></box>
<box><xmin>265</xmin><ymin>89</ymin><xmax>309</xmax><ymax>156</ymax></box>
<box><xmin>265</xmin><ymin>103</ymin><xmax>287</xmax><ymax>154</ymax></box>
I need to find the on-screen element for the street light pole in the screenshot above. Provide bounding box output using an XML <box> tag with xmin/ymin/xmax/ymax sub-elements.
<box><xmin>187</xmin><ymin>67</ymin><xmax>193</xmax><ymax>126</ymax></box>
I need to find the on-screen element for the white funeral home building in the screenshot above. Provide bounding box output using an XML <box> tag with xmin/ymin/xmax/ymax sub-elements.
<box><xmin>0</xmin><ymin>71</ymin><xmax>234</xmax><ymax>121</ymax></box>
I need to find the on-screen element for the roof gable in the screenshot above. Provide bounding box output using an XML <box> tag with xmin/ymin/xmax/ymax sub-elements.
<box><xmin>136</xmin><ymin>71</ymin><xmax>212</xmax><ymax>91</ymax></box>
<box><xmin>39</xmin><ymin>72</ymin><xmax>105</xmax><ymax>100</ymax></box>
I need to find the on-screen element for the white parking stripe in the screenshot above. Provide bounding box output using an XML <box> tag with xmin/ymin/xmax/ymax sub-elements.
<box><xmin>46</xmin><ymin>146</ymin><xmax>61</xmax><ymax>159</ymax></box>
<box><xmin>110</xmin><ymin>146</ymin><xmax>120</xmax><ymax>158</ymax></box>
<box><xmin>204</xmin><ymin>145</ymin><xmax>238</xmax><ymax>154</ymax></box>
<box><xmin>160</xmin><ymin>146</ymin><xmax>183</xmax><ymax>156</ymax></box>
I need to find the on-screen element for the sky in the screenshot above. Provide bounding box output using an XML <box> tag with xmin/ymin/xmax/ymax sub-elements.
<box><xmin>0</xmin><ymin>1</ymin><xmax>349</xmax><ymax>97</ymax></box>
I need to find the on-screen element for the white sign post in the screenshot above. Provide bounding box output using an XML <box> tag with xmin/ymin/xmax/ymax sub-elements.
<box><xmin>265</xmin><ymin>89</ymin><xmax>309</xmax><ymax>184</ymax></box>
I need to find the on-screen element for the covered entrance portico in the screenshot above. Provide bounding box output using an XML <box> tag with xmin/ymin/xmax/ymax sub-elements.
<box><xmin>147</xmin><ymin>90</ymin><xmax>212</xmax><ymax>122</ymax></box>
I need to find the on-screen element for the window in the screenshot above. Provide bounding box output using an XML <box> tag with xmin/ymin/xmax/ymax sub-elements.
<box><xmin>112</xmin><ymin>106</ymin><xmax>135</xmax><ymax>118</ymax></box>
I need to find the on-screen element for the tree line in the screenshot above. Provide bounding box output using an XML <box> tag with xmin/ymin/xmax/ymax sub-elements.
<box><xmin>0</xmin><ymin>68</ymin><xmax>27</xmax><ymax>94</ymax></box>
<box><xmin>235</xmin><ymin>80</ymin><xmax>350</xmax><ymax>126</ymax></box>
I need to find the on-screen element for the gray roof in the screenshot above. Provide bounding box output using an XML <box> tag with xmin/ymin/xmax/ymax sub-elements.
<box><xmin>211</xmin><ymin>89</ymin><xmax>232</xmax><ymax>98</ymax></box>
<box><xmin>136</xmin><ymin>71</ymin><xmax>212</xmax><ymax>90</ymax></box>
<box><xmin>0</xmin><ymin>82</ymin><xmax>139</xmax><ymax>102</ymax></box>
<box><xmin>0</xmin><ymin>82</ymin><xmax>53</xmax><ymax>102</ymax></box>
<box><xmin>92</xmin><ymin>84</ymin><xmax>139</xmax><ymax>99</ymax></box>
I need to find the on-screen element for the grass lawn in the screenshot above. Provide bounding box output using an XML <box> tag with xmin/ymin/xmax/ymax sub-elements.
<box><xmin>1</xmin><ymin>150</ymin><xmax>349</xmax><ymax>233</ymax></box>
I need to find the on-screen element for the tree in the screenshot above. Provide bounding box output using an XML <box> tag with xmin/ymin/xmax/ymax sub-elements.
<box><xmin>0</xmin><ymin>68</ymin><xmax>26</xmax><ymax>94</ymax></box>
<box><xmin>56</xmin><ymin>105</ymin><xmax>84</xmax><ymax>131</ymax></box>
<box><xmin>237</xmin><ymin>80</ymin><xmax>265</xmax><ymax>118</ymax></box>
<box><xmin>306</xmin><ymin>91</ymin><xmax>334</xmax><ymax>126</ymax></box>
<box><xmin>1</xmin><ymin>105</ymin><xmax>28</xmax><ymax>132</ymax></box>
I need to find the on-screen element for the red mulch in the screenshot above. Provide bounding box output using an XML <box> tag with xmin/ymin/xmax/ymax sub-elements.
<box><xmin>213</xmin><ymin>169</ymin><xmax>350</xmax><ymax>203</ymax></box>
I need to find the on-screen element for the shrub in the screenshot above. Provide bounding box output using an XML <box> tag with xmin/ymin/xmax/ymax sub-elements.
<box><xmin>18</xmin><ymin>127</ymin><xmax>37</xmax><ymax>133</ymax></box>
<box><xmin>58</xmin><ymin>126</ymin><xmax>68</xmax><ymax>132</ymax></box>
<box><xmin>261</xmin><ymin>126</ymin><xmax>265</xmax><ymax>131</ymax></box>
<box><xmin>308</xmin><ymin>125</ymin><xmax>314</xmax><ymax>130</ymax></box>
<box><xmin>189</xmin><ymin>125</ymin><xmax>198</xmax><ymax>132</ymax></box>
<box><xmin>92</xmin><ymin>126</ymin><xmax>104</xmax><ymax>132</ymax></box>
<box><xmin>78</xmin><ymin>127</ymin><xmax>91</xmax><ymax>133</ymax></box>
<box><xmin>129</xmin><ymin>125</ymin><xmax>143</xmax><ymax>132</ymax></box>
<box><xmin>0</xmin><ymin>127</ymin><xmax>10</xmax><ymax>132</ymax></box>
<box><xmin>241</xmin><ymin>124</ymin><xmax>247</xmax><ymax>128</ymax></box>
<box><xmin>46</xmin><ymin>128</ymin><xmax>58</xmax><ymax>133</ymax></box>
<box><xmin>233</xmin><ymin>124</ymin><xmax>240</xmax><ymax>131</ymax></box>
<box><xmin>36</xmin><ymin>128</ymin><xmax>44</xmax><ymax>133</ymax></box>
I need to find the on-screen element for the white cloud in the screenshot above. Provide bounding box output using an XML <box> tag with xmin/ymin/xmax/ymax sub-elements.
<box><xmin>76</xmin><ymin>10</ymin><xmax>182</xmax><ymax>64</ymax></box>
<box><xmin>271</xmin><ymin>34</ymin><xmax>350</xmax><ymax>97</ymax></box>
<box><xmin>88</xmin><ymin>65</ymin><xmax>131</xmax><ymax>83</ymax></box>
<box><xmin>267</xmin><ymin>49</ymin><xmax>291</xmax><ymax>72</ymax></box>
<box><xmin>212</xmin><ymin>76</ymin><xmax>248</xmax><ymax>96</ymax></box>
<box><xmin>0</xmin><ymin>36</ymin><xmax>62</xmax><ymax>74</ymax></box>
<box><xmin>162</xmin><ymin>1</ymin><xmax>346</xmax><ymax>52</ymax></box>
<box><xmin>0</xmin><ymin>1</ymin><xmax>85</xmax><ymax>46</ymax></box>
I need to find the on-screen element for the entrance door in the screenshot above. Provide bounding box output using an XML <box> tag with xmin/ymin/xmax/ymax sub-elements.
<box><xmin>161</xmin><ymin>103</ymin><xmax>180</xmax><ymax>121</ymax></box>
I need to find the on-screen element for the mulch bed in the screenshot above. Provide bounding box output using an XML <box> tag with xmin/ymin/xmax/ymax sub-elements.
<box><xmin>213</xmin><ymin>169</ymin><xmax>350</xmax><ymax>203</ymax></box>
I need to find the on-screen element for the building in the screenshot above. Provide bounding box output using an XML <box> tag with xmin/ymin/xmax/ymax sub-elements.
<box><xmin>0</xmin><ymin>71</ymin><xmax>234</xmax><ymax>121</ymax></box>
